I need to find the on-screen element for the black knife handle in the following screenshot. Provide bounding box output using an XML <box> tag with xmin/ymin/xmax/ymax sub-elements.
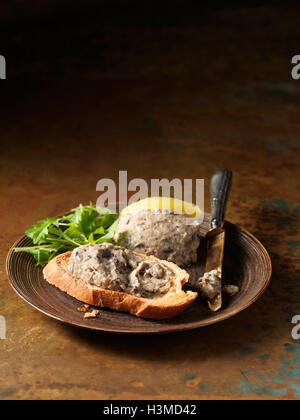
<box><xmin>210</xmin><ymin>169</ymin><xmax>232</xmax><ymax>229</ymax></box>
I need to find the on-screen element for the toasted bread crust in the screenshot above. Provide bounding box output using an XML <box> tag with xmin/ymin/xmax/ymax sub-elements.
<box><xmin>43</xmin><ymin>251</ymin><xmax>197</xmax><ymax>319</ymax></box>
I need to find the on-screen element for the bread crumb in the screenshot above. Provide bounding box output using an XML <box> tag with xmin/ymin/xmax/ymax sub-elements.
<box><xmin>77</xmin><ymin>307</ymin><xmax>87</xmax><ymax>312</ymax></box>
<box><xmin>84</xmin><ymin>310</ymin><xmax>100</xmax><ymax>319</ymax></box>
<box><xmin>84</xmin><ymin>304</ymin><xmax>90</xmax><ymax>308</ymax></box>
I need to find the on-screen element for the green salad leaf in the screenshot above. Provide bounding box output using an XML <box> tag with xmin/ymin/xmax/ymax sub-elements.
<box><xmin>14</xmin><ymin>204</ymin><xmax>119</xmax><ymax>266</ymax></box>
<box><xmin>26</xmin><ymin>217</ymin><xmax>58</xmax><ymax>244</ymax></box>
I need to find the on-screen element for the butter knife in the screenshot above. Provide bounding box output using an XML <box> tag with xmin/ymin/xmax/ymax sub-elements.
<box><xmin>200</xmin><ymin>169</ymin><xmax>232</xmax><ymax>311</ymax></box>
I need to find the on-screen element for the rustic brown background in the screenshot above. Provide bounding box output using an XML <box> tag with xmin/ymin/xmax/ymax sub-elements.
<box><xmin>1</xmin><ymin>1</ymin><xmax>300</xmax><ymax>400</ymax></box>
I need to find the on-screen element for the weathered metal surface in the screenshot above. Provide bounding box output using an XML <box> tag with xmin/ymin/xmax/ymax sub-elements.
<box><xmin>1</xmin><ymin>3</ymin><xmax>300</xmax><ymax>399</ymax></box>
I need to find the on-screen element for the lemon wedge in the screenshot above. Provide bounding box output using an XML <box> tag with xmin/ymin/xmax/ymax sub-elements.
<box><xmin>120</xmin><ymin>197</ymin><xmax>202</xmax><ymax>219</ymax></box>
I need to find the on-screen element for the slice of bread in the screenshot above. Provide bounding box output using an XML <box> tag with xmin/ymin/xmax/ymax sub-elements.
<box><xmin>43</xmin><ymin>251</ymin><xmax>198</xmax><ymax>319</ymax></box>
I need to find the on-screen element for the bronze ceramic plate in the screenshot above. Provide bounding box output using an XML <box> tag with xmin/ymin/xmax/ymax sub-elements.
<box><xmin>6</xmin><ymin>216</ymin><xmax>271</xmax><ymax>334</ymax></box>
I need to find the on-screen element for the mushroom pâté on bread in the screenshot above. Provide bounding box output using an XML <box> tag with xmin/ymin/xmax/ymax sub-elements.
<box><xmin>43</xmin><ymin>243</ymin><xmax>197</xmax><ymax>319</ymax></box>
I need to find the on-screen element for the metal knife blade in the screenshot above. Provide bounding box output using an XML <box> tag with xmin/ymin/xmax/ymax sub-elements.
<box><xmin>204</xmin><ymin>228</ymin><xmax>225</xmax><ymax>311</ymax></box>
<box><xmin>205</xmin><ymin>227</ymin><xmax>225</xmax><ymax>272</ymax></box>
<box><xmin>200</xmin><ymin>170</ymin><xmax>232</xmax><ymax>311</ymax></box>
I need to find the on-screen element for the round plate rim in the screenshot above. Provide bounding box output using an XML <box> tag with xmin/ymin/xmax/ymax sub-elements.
<box><xmin>6</xmin><ymin>220</ymin><xmax>272</xmax><ymax>335</ymax></box>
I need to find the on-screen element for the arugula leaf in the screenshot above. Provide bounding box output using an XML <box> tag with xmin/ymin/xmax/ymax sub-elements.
<box><xmin>94</xmin><ymin>219</ymin><xmax>119</xmax><ymax>243</ymax></box>
<box><xmin>26</xmin><ymin>218</ymin><xmax>58</xmax><ymax>244</ymax></box>
<box><xmin>88</xmin><ymin>232</ymin><xmax>95</xmax><ymax>243</ymax></box>
<box><xmin>100</xmin><ymin>213</ymin><xmax>118</xmax><ymax>228</ymax></box>
<box><xmin>93</xmin><ymin>226</ymin><xmax>105</xmax><ymax>235</ymax></box>
<box><xmin>72</xmin><ymin>205</ymin><xmax>98</xmax><ymax>239</ymax></box>
<box><xmin>63</xmin><ymin>223</ymin><xmax>87</xmax><ymax>242</ymax></box>
<box><xmin>13</xmin><ymin>244</ymin><xmax>64</xmax><ymax>266</ymax></box>
<box><xmin>46</xmin><ymin>226</ymin><xmax>82</xmax><ymax>247</ymax></box>
<box><xmin>72</xmin><ymin>204</ymin><xmax>116</xmax><ymax>216</ymax></box>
